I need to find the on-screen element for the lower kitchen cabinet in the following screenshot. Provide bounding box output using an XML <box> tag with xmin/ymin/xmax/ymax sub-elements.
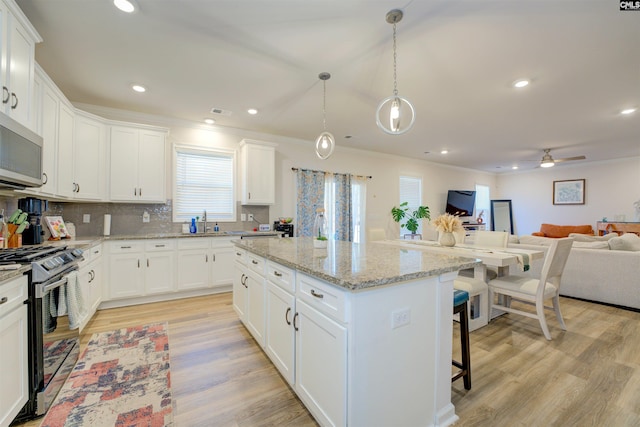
<box><xmin>78</xmin><ymin>243</ymin><xmax>103</xmax><ymax>331</ymax></box>
<box><xmin>232</xmin><ymin>250</ymin><xmax>248</xmax><ymax>321</ymax></box>
<box><xmin>106</xmin><ymin>240</ymin><xmax>176</xmax><ymax>300</ymax></box>
<box><xmin>245</xmin><ymin>268</ymin><xmax>266</xmax><ymax>347</ymax></box>
<box><xmin>265</xmin><ymin>281</ymin><xmax>296</xmax><ymax>386</ymax></box>
<box><xmin>0</xmin><ymin>275</ymin><xmax>29</xmax><ymax>427</ymax></box>
<box><xmin>177</xmin><ymin>237</ymin><xmax>234</xmax><ymax>291</ymax></box>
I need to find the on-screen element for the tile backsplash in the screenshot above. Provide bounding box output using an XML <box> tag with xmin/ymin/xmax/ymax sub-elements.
<box><xmin>1</xmin><ymin>195</ymin><xmax>269</xmax><ymax>239</ymax></box>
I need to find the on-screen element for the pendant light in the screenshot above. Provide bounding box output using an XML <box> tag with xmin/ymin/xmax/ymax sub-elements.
<box><xmin>315</xmin><ymin>72</ymin><xmax>335</xmax><ymax>159</ymax></box>
<box><xmin>376</xmin><ymin>9</ymin><xmax>416</xmax><ymax>135</ymax></box>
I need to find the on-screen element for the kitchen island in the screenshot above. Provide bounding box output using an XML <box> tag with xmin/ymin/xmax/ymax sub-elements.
<box><xmin>232</xmin><ymin>237</ymin><xmax>479</xmax><ymax>427</ymax></box>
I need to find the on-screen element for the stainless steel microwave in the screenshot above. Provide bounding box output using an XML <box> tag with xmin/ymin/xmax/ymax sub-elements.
<box><xmin>0</xmin><ymin>113</ymin><xmax>43</xmax><ymax>189</ymax></box>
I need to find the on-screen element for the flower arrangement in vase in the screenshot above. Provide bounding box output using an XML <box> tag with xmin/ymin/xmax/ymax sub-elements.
<box><xmin>432</xmin><ymin>213</ymin><xmax>463</xmax><ymax>247</ymax></box>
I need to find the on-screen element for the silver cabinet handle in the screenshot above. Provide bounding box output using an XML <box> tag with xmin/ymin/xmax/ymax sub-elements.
<box><xmin>155</xmin><ymin>244</ymin><xmax>165</xmax><ymax>248</ymax></box>
<box><xmin>42</xmin><ymin>173</ymin><xmax>48</xmax><ymax>184</ymax></box>
<box><xmin>11</xmin><ymin>92</ymin><xmax>18</xmax><ymax>109</ymax></box>
<box><xmin>134</xmin><ymin>188</ymin><xmax>137</xmax><ymax>196</ymax></box>
<box><xmin>137</xmin><ymin>259</ymin><xmax>140</xmax><ymax>268</ymax></box>
<box><xmin>206</xmin><ymin>254</ymin><xmax>209</xmax><ymax>262</ymax></box>
<box><xmin>139</xmin><ymin>188</ymin><xmax>142</xmax><ymax>197</ymax></box>
<box><xmin>121</xmin><ymin>246</ymin><xmax>132</xmax><ymax>249</ymax></box>
<box><xmin>2</xmin><ymin>86</ymin><xmax>8</xmax><ymax>103</ymax></box>
<box><xmin>252</xmin><ymin>260</ymin><xmax>258</xmax><ymax>265</ymax></box>
<box><xmin>310</xmin><ymin>289</ymin><xmax>324</xmax><ymax>299</ymax></box>
<box><xmin>293</xmin><ymin>312</ymin><xmax>299</xmax><ymax>331</ymax></box>
<box><xmin>236</xmin><ymin>252</ymin><xmax>242</xmax><ymax>256</ymax></box>
<box><xmin>274</xmin><ymin>271</ymin><xmax>282</xmax><ymax>277</ymax></box>
<box><xmin>147</xmin><ymin>259</ymin><xmax>150</xmax><ymax>267</ymax></box>
<box><xmin>0</xmin><ymin>297</ymin><xmax>8</xmax><ymax>305</ymax></box>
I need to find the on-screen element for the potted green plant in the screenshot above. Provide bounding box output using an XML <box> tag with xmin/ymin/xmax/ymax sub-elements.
<box><xmin>391</xmin><ymin>202</ymin><xmax>430</xmax><ymax>235</ymax></box>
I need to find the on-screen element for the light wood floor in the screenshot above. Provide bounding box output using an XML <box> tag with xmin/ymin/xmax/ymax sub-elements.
<box><xmin>16</xmin><ymin>292</ymin><xmax>640</xmax><ymax>426</ymax></box>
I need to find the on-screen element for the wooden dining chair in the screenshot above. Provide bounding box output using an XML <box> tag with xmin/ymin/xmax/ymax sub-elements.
<box><xmin>488</xmin><ymin>237</ymin><xmax>574</xmax><ymax>340</ymax></box>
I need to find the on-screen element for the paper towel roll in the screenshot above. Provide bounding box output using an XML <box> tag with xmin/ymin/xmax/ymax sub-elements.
<box><xmin>103</xmin><ymin>214</ymin><xmax>111</xmax><ymax>236</ymax></box>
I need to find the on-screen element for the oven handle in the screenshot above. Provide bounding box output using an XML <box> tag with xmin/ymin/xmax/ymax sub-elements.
<box><xmin>35</xmin><ymin>276</ymin><xmax>69</xmax><ymax>299</ymax></box>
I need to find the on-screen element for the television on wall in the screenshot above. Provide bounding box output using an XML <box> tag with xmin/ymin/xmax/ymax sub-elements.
<box><xmin>445</xmin><ymin>190</ymin><xmax>476</xmax><ymax>217</ymax></box>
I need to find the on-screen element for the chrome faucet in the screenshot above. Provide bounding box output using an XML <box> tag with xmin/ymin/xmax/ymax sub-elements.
<box><xmin>202</xmin><ymin>210</ymin><xmax>208</xmax><ymax>233</ymax></box>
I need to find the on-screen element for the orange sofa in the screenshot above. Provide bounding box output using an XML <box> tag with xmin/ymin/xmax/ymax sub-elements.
<box><xmin>532</xmin><ymin>223</ymin><xmax>594</xmax><ymax>238</ymax></box>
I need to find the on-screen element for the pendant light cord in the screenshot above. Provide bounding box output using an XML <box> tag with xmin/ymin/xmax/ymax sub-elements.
<box><xmin>323</xmin><ymin>79</ymin><xmax>328</xmax><ymax>131</ymax></box>
<box><xmin>392</xmin><ymin>22</ymin><xmax>398</xmax><ymax>97</ymax></box>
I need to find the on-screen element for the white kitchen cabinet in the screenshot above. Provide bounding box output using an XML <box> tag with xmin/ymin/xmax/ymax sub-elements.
<box><xmin>0</xmin><ymin>0</ymin><xmax>41</xmax><ymax>130</ymax></box>
<box><xmin>72</xmin><ymin>111</ymin><xmax>106</xmax><ymax>200</ymax></box>
<box><xmin>177</xmin><ymin>237</ymin><xmax>234</xmax><ymax>291</ymax></box>
<box><xmin>110</xmin><ymin>125</ymin><xmax>167</xmax><ymax>203</ymax></box>
<box><xmin>266</xmin><ymin>281</ymin><xmax>296</xmax><ymax>386</ymax></box>
<box><xmin>239</xmin><ymin>139</ymin><xmax>276</xmax><ymax>205</ymax></box>
<box><xmin>0</xmin><ymin>275</ymin><xmax>29</xmax><ymax>427</ymax></box>
<box><xmin>57</xmin><ymin>107</ymin><xmax>105</xmax><ymax>200</ymax></box>
<box><xmin>107</xmin><ymin>240</ymin><xmax>176</xmax><ymax>300</ymax></box>
<box><xmin>245</xmin><ymin>268</ymin><xmax>266</xmax><ymax>347</ymax></box>
<box><xmin>33</xmin><ymin>65</ymin><xmax>60</xmax><ymax>196</ymax></box>
<box><xmin>77</xmin><ymin>243</ymin><xmax>103</xmax><ymax>332</ymax></box>
<box><xmin>232</xmin><ymin>249</ymin><xmax>247</xmax><ymax>321</ymax></box>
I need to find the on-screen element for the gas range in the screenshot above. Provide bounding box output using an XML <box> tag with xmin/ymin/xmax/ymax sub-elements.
<box><xmin>0</xmin><ymin>245</ymin><xmax>84</xmax><ymax>283</ymax></box>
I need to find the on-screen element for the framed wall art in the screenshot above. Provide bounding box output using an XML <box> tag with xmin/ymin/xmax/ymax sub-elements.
<box><xmin>553</xmin><ymin>179</ymin><xmax>585</xmax><ymax>205</ymax></box>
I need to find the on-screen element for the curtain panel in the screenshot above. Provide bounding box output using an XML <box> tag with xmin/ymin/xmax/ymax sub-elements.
<box><xmin>296</xmin><ymin>170</ymin><xmax>325</xmax><ymax>237</ymax></box>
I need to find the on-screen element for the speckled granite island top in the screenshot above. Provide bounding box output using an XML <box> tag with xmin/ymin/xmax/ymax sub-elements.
<box><xmin>234</xmin><ymin>237</ymin><xmax>480</xmax><ymax>291</ymax></box>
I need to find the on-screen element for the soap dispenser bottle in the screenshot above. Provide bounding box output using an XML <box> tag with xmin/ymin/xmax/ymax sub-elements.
<box><xmin>214</xmin><ymin>222</ymin><xmax>219</xmax><ymax>232</ymax></box>
<box><xmin>190</xmin><ymin>218</ymin><xmax>197</xmax><ymax>233</ymax></box>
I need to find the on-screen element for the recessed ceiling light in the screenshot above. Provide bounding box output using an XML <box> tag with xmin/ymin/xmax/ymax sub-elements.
<box><xmin>513</xmin><ymin>79</ymin><xmax>530</xmax><ymax>88</ymax></box>
<box><xmin>512</xmin><ymin>166</ymin><xmax>519</xmax><ymax>170</ymax></box>
<box><xmin>620</xmin><ymin>107</ymin><xmax>637</xmax><ymax>115</ymax></box>
<box><xmin>131</xmin><ymin>84</ymin><xmax>146</xmax><ymax>93</ymax></box>
<box><xmin>247</xmin><ymin>108</ymin><xmax>258</xmax><ymax>115</ymax></box>
<box><xmin>114</xmin><ymin>0</ymin><xmax>136</xmax><ymax>13</ymax></box>
<box><xmin>204</xmin><ymin>118</ymin><xmax>215</xmax><ymax>125</ymax></box>
<box><xmin>440</xmin><ymin>150</ymin><xmax>448</xmax><ymax>155</ymax></box>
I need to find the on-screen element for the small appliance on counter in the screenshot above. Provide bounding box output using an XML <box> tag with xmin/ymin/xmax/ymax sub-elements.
<box><xmin>274</xmin><ymin>221</ymin><xmax>294</xmax><ymax>237</ymax></box>
<box><xmin>18</xmin><ymin>197</ymin><xmax>48</xmax><ymax>245</ymax></box>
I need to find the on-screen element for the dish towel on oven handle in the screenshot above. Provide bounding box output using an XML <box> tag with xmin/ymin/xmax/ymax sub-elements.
<box><xmin>57</xmin><ymin>271</ymin><xmax>87</xmax><ymax>330</ymax></box>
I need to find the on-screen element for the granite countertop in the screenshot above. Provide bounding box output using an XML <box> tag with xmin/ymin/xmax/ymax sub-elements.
<box><xmin>0</xmin><ymin>265</ymin><xmax>31</xmax><ymax>284</ymax></box>
<box><xmin>234</xmin><ymin>237</ymin><xmax>481</xmax><ymax>291</ymax></box>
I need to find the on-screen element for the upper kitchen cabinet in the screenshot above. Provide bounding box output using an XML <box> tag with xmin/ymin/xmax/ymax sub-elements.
<box><xmin>239</xmin><ymin>139</ymin><xmax>276</xmax><ymax>205</ymax></box>
<box><xmin>109</xmin><ymin>124</ymin><xmax>168</xmax><ymax>203</ymax></box>
<box><xmin>0</xmin><ymin>0</ymin><xmax>41</xmax><ymax>130</ymax></box>
<box><xmin>57</xmin><ymin>110</ymin><xmax>106</xmax><ymax>200</ymax></box>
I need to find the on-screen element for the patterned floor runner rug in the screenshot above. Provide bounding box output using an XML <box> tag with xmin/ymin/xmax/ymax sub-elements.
<box><xmin>41</xmin><ymin>322</ymin><xmax>173</xmax><ymax>427</ymax></box>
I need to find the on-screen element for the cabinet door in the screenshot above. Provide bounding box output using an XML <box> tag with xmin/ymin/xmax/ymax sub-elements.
<box><xmin>138</xmin><ymin>130</ymin><xmax>165</xmax><ymax>202</ymax></box>
<box><xmin>6</xmin><ymin>15</ymin><xmax>35</xmax><ymax>128</ymax></box>
<box><xmin>211</xmin><ymin>245</ymin><xmax>234</xmax><ymax>288</ymax></box>
<box><xmin>295</xmin><ymin>299</ymin><xmax>347</xmax><ymax>427</ymax></box>
<box><xmin>232</xmin><ymin>262</ymin><xmax>248</xmax><ymax>321</ymax></box>
<box><xmin>266</xmin><ymin>282</ymin><xmax>296</xmax><ymax>386</ymax></box>
<box><xmin>56</xmin><ymin>103</ymin><xmax>75</xmax><ymax>198</ymax></box>
<box><xmin>245</xmin><ymin>268</ymin><xmax>266</xmax><ymax>347</ymax></box>
<box><xmin>108</xmin><ymin>252</ymin><xmax>144</xmax><ymax>299</ymax></box>
<box><xmin>0</xmin><ymin>304</ymin><xmax>29</xmax><ymax>427</ymax></box>
<box><xmin>109</xmin><ymin>126</ymin><xmax>139</xmax><ymax>201</ymax></box>
<box><xmin>242</xmin><ymin>143</ymin><xmax>275</xmax><ymax>205</ymax></box>
<box><xmin>145</xmin><ymin>251</ymin><xmax>175</xmax><ymax>294</ymax></box>
<box><xmin>176</xmin><ymin>250</ymin><xmax>209</xmax><ymax>290</ymax></box>
<box><xmin>88</xmin><ymin>259</ymin><xmax>102</xmax><ymax>312</ymax></box>
<box><xmin>74</xmin><ymin>114</ymin><xmax>105</xmax><ymax>200</ymax></box>
<box><xmin>39</xmin><ymin>83</ymin><xmax>59</xmax><ymax>195</ymax></box>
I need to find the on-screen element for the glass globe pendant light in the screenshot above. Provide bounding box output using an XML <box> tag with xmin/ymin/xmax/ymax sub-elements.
<box><xmin>315</xmin><ymin>72</ymin><xmax>335</xmax><ymax>159</ymax></box>
<box><xmin>376</xmin><ymin>9</ymin><xmax>416</xmax><ymax>135</ymax></box>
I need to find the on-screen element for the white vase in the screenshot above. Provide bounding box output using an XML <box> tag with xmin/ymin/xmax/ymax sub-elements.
<box><xmin>314</xmin><ymin>239</ymin><xmax>328</xmax><ymax>249</ymax></box>
<box><xmin>439</xmin><ymin>231</ymin><xmax>456</xmax><ymax>247</ymax></box>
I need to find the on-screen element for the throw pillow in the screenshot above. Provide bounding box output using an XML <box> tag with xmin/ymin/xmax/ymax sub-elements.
<box><xmin>572</xmin><ymin>241</ymin><xmax>610</xmax><ymax>249</ymax></box>
<box><xmin>608</xmin><ymin>233</ymin><xmax>640</xmax><ymax>251</ymax></box>
<box><xmin>518</xmin><ymin>235</ymin><xmax>554</xmax><ymax>246</ymax></box>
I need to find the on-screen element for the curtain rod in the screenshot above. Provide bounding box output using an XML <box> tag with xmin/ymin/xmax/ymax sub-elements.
<box><xmin>291</xmin><ymin>167</ymin><xmax>372</xmax><ymax>179</ymax></box>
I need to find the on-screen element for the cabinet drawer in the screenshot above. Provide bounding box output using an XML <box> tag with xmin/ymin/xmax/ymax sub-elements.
<box><xmin>0</xmin><ymin>275</ymin><xmax>28</xmax><ymax>317</ymax></box>
<box><xmin>246</xmin><ymin>252</ymin><xmax>265</xmax><ymax>275</ymax></box>
<box><xmin>266</xmin><ymin>261</ymin><xmax>295</xmax><ymax>293</ymax></box>
<box><xmin>145</xmin><ymin>240</ymin><xmax>176</xmax><ymax>252</ymax></box>
<box><xmin>233</xmin><ymin>248</ymin><xmax>246</xmax><ymax>265</ymax></box>
<box><xmin>87</xmin><ymin>244</ymin><xmax>103</xmax><ymax>259</ymax></box>
<box><xmin>297</xmin><ymin>274</ymin><xmax>348</xmax><ymax>323</ymax></box>
<box><xmin>178</xmin><ymin>238</ymin><xmax>210</xmax><ymax>250</ymax></box>
<box><xmin>109</xmin><ymin>241</ymin><xmax>144</xmax><ymax>253</ymax></box>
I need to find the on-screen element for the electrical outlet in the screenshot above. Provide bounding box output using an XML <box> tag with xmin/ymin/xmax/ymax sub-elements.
<box><xmin>391</xmin><ymin>308</ymin><xmax>411</xmax><ymax>329</ymax></box>
<box><xmin>241</xmin><ymin>213</ymin><xmax>247</xmax><ymax>221</ymax></box>
<box><xmin>248</xmin><ymin>214</ymin><xmax>254</xmax><ymax>221</ymax></box>
<box><xmin>83</xmin><ymin>214</ymin><xmax>90</xmax><ymax>223</ymax></box>
<box><xmin>142</xmin><ymin>211</ymin><xmax>150</xmax><ymax>223</ymax></box>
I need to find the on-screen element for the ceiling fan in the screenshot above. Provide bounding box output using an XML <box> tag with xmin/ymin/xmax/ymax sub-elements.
<box><xmin>538</xmin><ymin>149</ymin><xmax>586</xmax><ymax>168</ymax></box>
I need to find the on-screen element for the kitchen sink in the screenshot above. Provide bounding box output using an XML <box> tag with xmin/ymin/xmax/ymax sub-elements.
<box><xmin>224</xmin><ymin>231</ymin><xmax>247</xmax><ymax>235</ymax></box>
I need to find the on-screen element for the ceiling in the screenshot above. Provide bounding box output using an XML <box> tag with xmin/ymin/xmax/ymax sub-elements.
<box><xmin>18</xmin><ymin>0</ymin><xmax>640</xmax><ymax>172</ymax></box>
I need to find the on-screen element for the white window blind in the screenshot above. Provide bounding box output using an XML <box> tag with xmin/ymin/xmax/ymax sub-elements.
<box><xmin>399</xmin><ymin>176</ymin><xmax>422</xmax><ymax>236</ymax></box>
<box><xmin>174</xmin><ymin>147</ymin><xmax>235</xmax><ymax>222</ymax></box>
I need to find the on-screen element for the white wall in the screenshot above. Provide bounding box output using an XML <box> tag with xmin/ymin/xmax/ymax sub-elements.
<box><xmin>496</xmin><ymin>157</ymin><xmax>640</xmax><ymax>235</ymax></box>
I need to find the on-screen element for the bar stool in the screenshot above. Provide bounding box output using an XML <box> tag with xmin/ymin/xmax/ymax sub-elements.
<box><xmin>452</xmin><ymin>289</ymin><xmax>471</xmax><ymax>390</ymax></box>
